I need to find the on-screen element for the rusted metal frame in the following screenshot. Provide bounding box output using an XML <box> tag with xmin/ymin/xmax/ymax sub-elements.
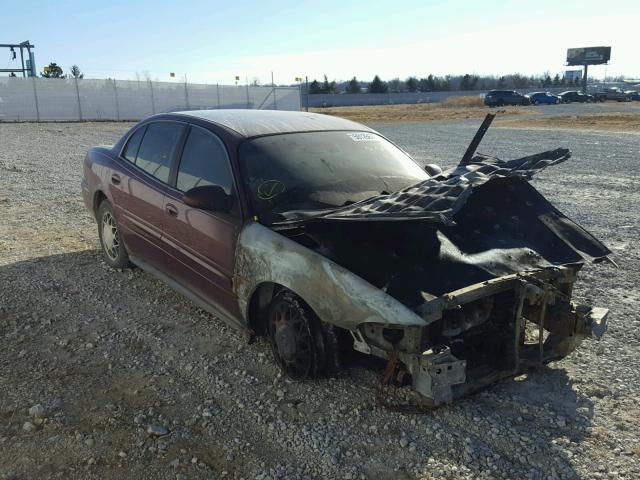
<box><xmin>512</xmin><ymin>283</ymin><xmax>526</xmax><ymax>374</ymax></box>
<box><xmin>538</xmin><ymin>286</ymin><xmax>549</xmax><ymax>366</ymax></box>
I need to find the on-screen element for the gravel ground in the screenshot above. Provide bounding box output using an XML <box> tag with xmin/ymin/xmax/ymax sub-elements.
<box><xmin>1</xmin><ymin>115</ymin><xmax>639</xmax><ymax>480</ymax></box>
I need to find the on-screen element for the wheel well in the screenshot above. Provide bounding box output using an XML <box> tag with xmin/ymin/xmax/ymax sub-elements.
<box><xmin>93</xmin><ymin>190</ymin><xmax>107</xmax><ymax>216</ymax></box>
<box><xmin>247</xmin><ymin>282</ymin><xmax>283</xmax><ymax>336</ymax></box>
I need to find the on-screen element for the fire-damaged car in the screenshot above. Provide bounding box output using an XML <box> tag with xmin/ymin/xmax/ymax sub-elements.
<box><xmin>82</xmin><ymin>110</ymin><xmax>610</xmax><ymax>407</ymax></box>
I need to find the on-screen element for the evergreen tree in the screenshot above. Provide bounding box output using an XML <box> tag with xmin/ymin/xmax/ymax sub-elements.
<box><xmin>405</xmin><ymin>76</ymin><xmax>418</xmax><ymax>92</ymax></box>
<box><xmin>368</xmin><ymin>75</ymin><xmax>388</xmax><ymax>93</ymax></box>
<box><xmin>308</xmin><ymin>79</ymin><xmax>322</xmax><ymax>94</ymax></box>
<box><xmin>346</xmin><ymin>77</ymin><xmax>361</xmax><ymax>93</ymax></box>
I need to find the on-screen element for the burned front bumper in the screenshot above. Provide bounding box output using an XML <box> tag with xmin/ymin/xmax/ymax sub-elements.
<box><xmin>356</xmin><ymin>267</ymin><xmax>609</xmax><ymax>406</ymax></box>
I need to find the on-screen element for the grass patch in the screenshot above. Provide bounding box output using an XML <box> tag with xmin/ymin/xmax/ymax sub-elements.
<box><xmin>310</xmin><ymin>98</ymin><xmax>524</xmax><ymax>123</ymax></box>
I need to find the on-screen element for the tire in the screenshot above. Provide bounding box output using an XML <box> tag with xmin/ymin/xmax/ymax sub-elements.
<box><xmin>496</xmin><ymin>100</ymin><xmax>504</xmax><ymax>107</ymax></box>
<box><xmin>267</xmin><ymin>290</ymin><xmax>341</xmax><ymax>380</ymax></box>
<box><xmin>534</xmin><ymin>100</ymin><xmax>540</xmax><ymax>105</ymax></box>
<box><xmin>97</xmin><ymin>200</ymin><xmax>131</xmax><ymax>269</ymax></box>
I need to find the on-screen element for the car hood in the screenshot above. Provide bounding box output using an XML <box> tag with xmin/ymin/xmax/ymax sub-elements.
<box><xmin>271</xmin><ymin>148</ymin><xmax>611</xmax><ymax>306</ymax></box>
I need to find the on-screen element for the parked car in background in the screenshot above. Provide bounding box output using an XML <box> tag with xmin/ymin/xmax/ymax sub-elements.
<box><xmin>593</xmin><ymin>88</ymin><xmax>631</xmax><ymax>102</ymax></box>
<box><xmin>558</xmin><ymin>91</ymin><xmax>594</xmax><ymax>103</ymax></box>
<box><xmin>526</xmin><ymin>92</ymin><xmax>561</xmax><ymax>105</ymax></box>
<box><xmin>625</xmin><ymin>90</ymin><xmax>640</xmax><ymax>101</ymax></box>
<box><xmin>484</xmin><ymin>90</ymin><xmax>530</xmax><ymax>107</ymax></box>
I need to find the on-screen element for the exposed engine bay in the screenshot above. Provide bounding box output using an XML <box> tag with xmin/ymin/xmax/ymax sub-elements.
<box><xmin>266</xmin><ymin>114</ymin><xmax>611</xmax><ymax>406</ymax></box>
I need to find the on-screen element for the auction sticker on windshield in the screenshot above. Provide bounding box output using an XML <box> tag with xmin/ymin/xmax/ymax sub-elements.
<box><xmin>346</xmin><ymin>132</ymin><xmax>379</xmax><ymax>142</ymax></box>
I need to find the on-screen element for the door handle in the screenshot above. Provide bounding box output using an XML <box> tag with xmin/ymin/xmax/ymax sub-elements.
<box><xmin>165</xmin><ymin>203</ymin><xmax>178</xmax><ymax>217</ymax></box>
<box><xmin>111</xmin><ymin>173</ymin><xmax>121</xmax><ymax>185</ymax></box>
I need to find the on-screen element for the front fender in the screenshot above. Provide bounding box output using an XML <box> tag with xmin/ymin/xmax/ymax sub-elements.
<box><xmin>233</xmin><ymin>222</ymin><xmax>426</xmax><ymax>331</ymax></box>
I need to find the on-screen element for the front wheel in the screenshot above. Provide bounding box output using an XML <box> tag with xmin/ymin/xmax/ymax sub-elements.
<box><xmin>97</xmin><ymin>200</ymin><xmax>131</xmax><ymax>269</ymax></box>
<box><xmin>267</xmin><ymin>290</ymin><xmax>341</xmax><ymax>380</ymax></box>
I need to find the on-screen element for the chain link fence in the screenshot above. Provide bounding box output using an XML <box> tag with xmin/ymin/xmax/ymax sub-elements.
<box><xmin>0</xmin><ymin>77</ymin><xmax>301</xmax><ymax>121</ymax></box>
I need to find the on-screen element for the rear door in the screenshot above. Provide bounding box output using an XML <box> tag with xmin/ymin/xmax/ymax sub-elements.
<box><xmin>111</xmin><ymin>121</ymin><xmax>186</xmax><ymax>270</ymax></box>
<box><xmin>162</xmin><ymin>124</ymin><xmax>243</xmax><ymax>322</ymax></box>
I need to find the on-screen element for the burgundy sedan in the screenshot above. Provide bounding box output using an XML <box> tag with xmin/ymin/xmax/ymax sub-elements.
<box><xmin>82</xmin><ymin>110</ymin><xmax>609</xmax><ymax>407</ymax></box>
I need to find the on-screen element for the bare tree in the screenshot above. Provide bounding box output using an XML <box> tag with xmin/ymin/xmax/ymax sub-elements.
<box><xmin>70</xmin><ymin>65</ymin><xmax>84</xmax><ymax>79</ymax></box>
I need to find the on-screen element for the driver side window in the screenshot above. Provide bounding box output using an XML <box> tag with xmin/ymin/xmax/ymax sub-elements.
<box><xmin>176</xmin><ymin>126</ymin><xmax>234</xmax><ymax>195</ymax></box>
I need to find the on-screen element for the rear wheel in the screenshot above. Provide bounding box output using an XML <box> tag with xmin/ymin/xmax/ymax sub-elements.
<box><xmin>97</xmin><ymin>200</ymin><xmax>131</xmax><ymax>269</ymax></box>
<box><xmin>267</xmin><ymin>290</ymin><xmax>341</xmax><ymax>380</ymax></box>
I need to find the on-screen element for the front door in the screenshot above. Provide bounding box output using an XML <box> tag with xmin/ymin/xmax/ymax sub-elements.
<box><xmin>161</xmin><ymin>125</ymin><xmax>242</xmax><ymax>323</ymax></box>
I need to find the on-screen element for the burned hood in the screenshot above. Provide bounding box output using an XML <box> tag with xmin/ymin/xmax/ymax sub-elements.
<box><xmin>272</xmin><ymin>147</ymin><xmax>610</xmax><ymax>307</ymax></box>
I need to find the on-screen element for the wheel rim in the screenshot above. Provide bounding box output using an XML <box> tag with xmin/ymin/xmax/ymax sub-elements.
<box><xmin>270</xmin><ymin>300</ymin><xmax>315</xmax><ymax>379</ymax></box>
<box><xmin>101</xmin><ymin>211</ymin><xmax>120</xmax><ymax>261</ymax></box>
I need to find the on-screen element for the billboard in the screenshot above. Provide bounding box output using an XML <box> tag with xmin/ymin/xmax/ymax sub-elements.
<box><xmin>566</xmin><ymin>46</ymin><xmax>611</xmax><ymax>65</ymax></box>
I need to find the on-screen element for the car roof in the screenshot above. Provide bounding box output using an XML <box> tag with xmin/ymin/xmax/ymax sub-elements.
<box><xmin>171</xmin><ymin>109</ymin><xmax>373</xmax><ymax>138</ymax></box>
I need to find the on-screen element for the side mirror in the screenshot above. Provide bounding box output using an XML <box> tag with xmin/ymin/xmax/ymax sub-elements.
<box><xmin>424</xmin><ymin>164</ymin><xmax>442</xmax><ymax>177</ymax></box>
<box><xmin>183</xmin><ymin>185</ymin><xmax>233</xmax><ymax>212</ymax></box>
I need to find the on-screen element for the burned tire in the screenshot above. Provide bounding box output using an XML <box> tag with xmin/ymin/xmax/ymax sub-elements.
<box><xmin>267</xmin><ymin>290</ymin><xmax>341</xmax><ymax>380</ymax></box>
<box><xmin>97</xmin><ymin>200</ymin><xmax>131</xmax><ymax>269</ymax></box>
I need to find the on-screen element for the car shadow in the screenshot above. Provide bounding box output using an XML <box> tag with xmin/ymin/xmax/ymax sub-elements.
<box><xmin>1</xmin><ymin>248</ymin><xmax>596</xmax><ymax>479</ymax></box>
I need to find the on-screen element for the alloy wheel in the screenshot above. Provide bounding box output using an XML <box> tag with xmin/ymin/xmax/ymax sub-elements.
<box><xmin>269</xmin><ymin>296</ymin><xmax>318</xmax><ymax>379</ymax></box>
<box><xmin>101</xmin><ymin>211</ymin><xmax>120</xmax><ymax>261</ymax></box>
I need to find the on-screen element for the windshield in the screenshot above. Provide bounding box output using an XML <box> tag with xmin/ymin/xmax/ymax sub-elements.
<box><xmin>239</xmin><ymin>130</ymin><xmax>428</xmax><ymax>217</ymax></box>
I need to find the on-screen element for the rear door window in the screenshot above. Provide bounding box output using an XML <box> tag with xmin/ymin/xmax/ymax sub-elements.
<box><xmin>122</xmin><ymin>126</ymin><xmax>146</xmax><ymax>163</ymax></box>
<box><xmin>176</xmin><ymin>126</ymin><xmax>234</xmax><ymax>194</ymax></box>
<box><xmin>135</xmin><ymin>122</ymin><xmax>185</xmax><ymax>183</ymax></box>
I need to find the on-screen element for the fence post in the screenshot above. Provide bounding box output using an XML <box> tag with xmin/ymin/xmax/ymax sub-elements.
<box><xmin>273</xmin><ymin>87</ymin><xmax>277</xmax><ymax>110</ymax></box>
<box><xmin>31</xmin><ymin>76</ymin><xmax>40</xmax><ymax>122</ymax></box>
<box><xmin>148</xmin><ymin>80</ymin><xmax>156</xmax><ymax>114</ymax></box>
<box><xmin>113</xmin><ymin>79</ymin><xmax>120</xmax><ymax>121</ymax></box>
<box><xmin>74</xmin><ymin>77</ymin><xmax>83</xmax><ymax>121</ymax></box>
<box><xmin>216</xmin><ymin>83</ymin><xmax>220</xmax><ymax>108</ymax></box>
<box><xmin>245</xmin><ymin>83</ymin><xmax>250</xmax><ymax>109</ymax></box>
<box><xmin>184</xmin><ymin>81</ymin><xmax>190</xmax><ymax>109</ymax></box>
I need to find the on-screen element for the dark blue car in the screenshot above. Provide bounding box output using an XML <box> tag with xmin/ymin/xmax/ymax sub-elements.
<box><xmin>527</xmin><ymin>92</ymin><xmax>560</xmax><ymax>105</ymax></box>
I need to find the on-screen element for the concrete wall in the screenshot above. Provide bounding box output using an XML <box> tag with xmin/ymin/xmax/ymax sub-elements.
<box><xmin>0</xmin><ymin>78</ymin><xmax>301</xmax><ymax>122</ymax></box>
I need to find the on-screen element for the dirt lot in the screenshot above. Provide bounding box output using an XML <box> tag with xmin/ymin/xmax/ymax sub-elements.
<box><xmin>1</xmin><ymin>115</ymin><xmax>640</xmax><ymax>480</ymax></box>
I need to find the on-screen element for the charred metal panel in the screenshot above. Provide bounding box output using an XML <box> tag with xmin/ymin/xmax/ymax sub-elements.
<box><xmin>273</xmin><ymin>148</ymin><xmax>574</xmax><ymax>224</ymax></box>
<box><xmin>233</xmin><ymin>222</ymin><xmax>427</xmax><ymax>331</ymax></box>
